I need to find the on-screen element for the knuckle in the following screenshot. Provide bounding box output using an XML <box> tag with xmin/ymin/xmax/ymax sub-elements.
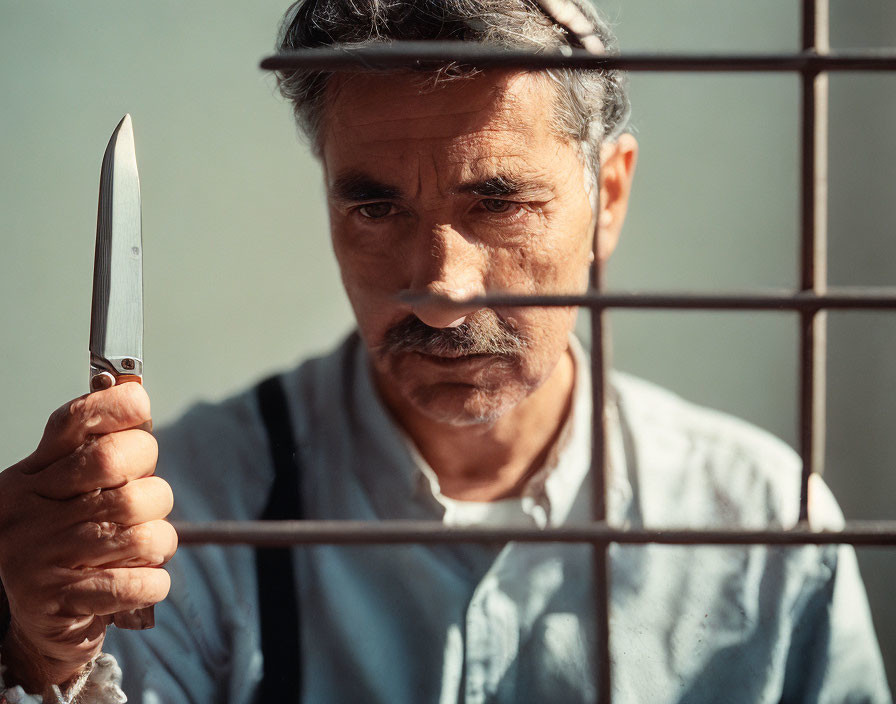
<box><xmin>115</xmin><ymin>486</ymin><xmax>142</xmax><ymax>519</ymax></box>
<box><xmin>63</xmin><ymin>443</ymin><xmax>94</xmax><ymax>483</ymax></box>
<box><xmin>74</xmin><ymin>488</ymin><xmax>104</xmax><ymax>518</ymax></box>
<box><xmin>47</xmin><ymin>400</ymin><xmax>77</xmax><ymax>434</ymax></box>
<box><xmin>43</xmin><ymin>405</ymin><xmax>72</xmax><ymax>443</ymax></box>
<box><xmin>126</xmin><ymin>523</ymin><xmax>153</xmax><ymax>547</ymax></box>
<box><xmin>124</xmin><ymin>522</ymin><xmax>174</xmax><ymax>565</ymax></box>
<box><xmin>42</xmin><ymin>596</ymin><xmax>65</xmax><ymax>618</ymax></box>
<box><xmin>89</xmin><ymin>436</ymin><xmax>126</xmax><ymax>484</ymax></box>
<box><xmin>55</xmin><ymin>395</ymin><xmax>95</xmax><ymax>435</ymax></box>
<box><xmin>79</xmin><ymin>521</ymin><xmax>119</xmax><ymax>543</ymax></box>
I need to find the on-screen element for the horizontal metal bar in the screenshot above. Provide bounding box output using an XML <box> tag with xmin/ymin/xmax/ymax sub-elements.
<box><xmin>172</xmin><ymin>520</ymin><xmax>896</xmax><ymax>547</ymax></box>
<box><xmin>261</xmin><ymin>44</ymin><xmax>896</xmax><ymax>73</ymax></box>
<box><xmin>399</xmin><ymin>288</ymin><xmax>896</xmax><ymax>311</ymax></box>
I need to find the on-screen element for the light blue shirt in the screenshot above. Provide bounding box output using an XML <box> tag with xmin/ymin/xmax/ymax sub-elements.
<box><xmin>106</xmin><ymin>333</ymin><xmax>891</xmax><ymax>703</ymax></box>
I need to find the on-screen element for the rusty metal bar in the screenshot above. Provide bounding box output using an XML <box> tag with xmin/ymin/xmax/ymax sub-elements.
<box><xmin>261</xmin><ymin>45</ymin><xmax>896</xmax><ymax>72</ymax></box>
<box><xmin>590</xmin><ymin>172</ymin><xmax>612</xmax><ymax>703</ymax></box>
<box><xmin>798</xmin><ymin>0</ymin><xmax>830</xmax><ymax>522</ymax></box>
<box><xmin>532</xmin><ymin>0</ymin><xmax>615</xmax><ymax>693</ymax></box>
<box><xmin>400</xmin><ymin>289</ymin><xmax>896</xmax><ymax>311</ymax></box>
<box><xmin>172</xmin><ymin>520</ymin><xmax>896</xmax><ymax>547</ymax></box>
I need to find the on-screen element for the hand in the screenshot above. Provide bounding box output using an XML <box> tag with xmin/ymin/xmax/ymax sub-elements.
<box><xmin>0</xmin><ymin>383</ymin><xmax>176</xmax><ymax>691</ymax></box>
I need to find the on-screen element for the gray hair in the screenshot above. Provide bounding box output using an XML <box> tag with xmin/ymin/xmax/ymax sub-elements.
<box><xmin>273</xmin><ymin>0</ymin><xmax>631</xmax><ymax>172</ymax></box>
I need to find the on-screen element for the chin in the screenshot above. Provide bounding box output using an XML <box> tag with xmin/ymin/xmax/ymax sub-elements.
<box><xmin>405</xmin><ymin>381</ymin><xmax>527</xmax><ymax>427</ymax></box>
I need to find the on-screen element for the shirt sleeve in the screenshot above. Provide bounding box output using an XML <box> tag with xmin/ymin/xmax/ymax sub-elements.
<box><xmin>102</xmin><ymin>522</ymin><xmax>267</xmax><ymax>703</ymax></box>
<box><xmin>779</xmin><ymin>477</ymin><xmax>892</xmax><ymax>703</ymax></box>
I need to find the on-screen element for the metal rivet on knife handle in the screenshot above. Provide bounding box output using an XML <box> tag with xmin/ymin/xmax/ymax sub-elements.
<box><xmin>90</xmin><ymin>372</ymin><xmax>116</xmax><ymax>392</ymax></box>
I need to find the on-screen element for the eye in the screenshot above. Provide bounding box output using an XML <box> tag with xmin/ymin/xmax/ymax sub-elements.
<box><xmin>481</xmin><ymin>198</ymin><xmax>513</xmax><ymax>214</ymax></box>
<box><xmin>358</xmin><ymin>202</ymin><xmax>395</xmax><ymax>219</ymax></box>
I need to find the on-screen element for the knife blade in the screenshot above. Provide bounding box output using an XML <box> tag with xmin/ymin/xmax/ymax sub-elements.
<box><xmin>90</xmin><ymin>114</ymin><xmax>143</xmax><ymax>391</ymax></box>
<box><xmin>89</xmin><ymin>114</ymin><xmax>154</xmax><ymax>630</ymax></box>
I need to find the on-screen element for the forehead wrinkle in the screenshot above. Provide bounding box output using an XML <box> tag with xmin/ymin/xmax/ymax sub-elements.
<box><xmin>323</xmin><ymin>72</ymin><xmax>574</xmax><ymax>206</ymax></box>
<box><xmin>335</xmin><ymin>105</ymin><xmax>505</xmax><ymax>131</ymax></box>
<box><xmin>450</xmin><ymin>150</ymin><xmax>553</xmax><ymax>182</ymax></box>
<box><xmin>327</xmin><ymin>119</ymin><xmax>534</xmax><ymax>154</ymax></box>
<box><xmin>325</xmin><ymin>73</ymin><xmax>547</xmax><ymax>148</ymax></box>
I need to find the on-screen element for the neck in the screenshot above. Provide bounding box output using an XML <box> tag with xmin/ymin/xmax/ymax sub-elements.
<box><xmin>382</xmin><ymin>349</ymin><xmax>576</xmax><ymax>502</ymax></box>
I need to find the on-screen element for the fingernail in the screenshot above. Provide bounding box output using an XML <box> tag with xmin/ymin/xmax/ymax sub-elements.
<box><xmin>113</xmin><ymin>607</ymin><xmax>154</xmax><ymax>630</ymax></box>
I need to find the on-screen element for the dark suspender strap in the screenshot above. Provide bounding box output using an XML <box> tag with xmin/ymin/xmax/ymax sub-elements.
<box><xmin>254</xmin><ymin>375</ymin><xmax>303</xmax><ymax>703</ymax></box>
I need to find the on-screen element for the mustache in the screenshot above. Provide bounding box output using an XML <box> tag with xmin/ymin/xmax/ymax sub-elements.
<box><xmin>377</xmin><ymin>310</ymin><xmax>527</xmax><ymax>358</ymax></box>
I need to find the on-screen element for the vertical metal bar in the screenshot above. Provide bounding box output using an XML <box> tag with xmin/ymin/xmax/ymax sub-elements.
<box><xmin>798</xmin><ymin>0</ymin><xmax>830</xmax><ymax>522</ymax></box>
<box><xmin>590</xmin><ymin>176</ymin><xmax>611</xmax><ymax>703</ymax></box>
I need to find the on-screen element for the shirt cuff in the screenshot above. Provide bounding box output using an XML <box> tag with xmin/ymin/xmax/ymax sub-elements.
<box><xmin>0</xmin><ymin>651</ymin><xmax>125</xmax><ymax>704</ymax></box>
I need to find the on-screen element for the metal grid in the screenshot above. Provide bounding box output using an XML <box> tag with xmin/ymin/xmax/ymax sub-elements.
<box><xmin>172</xmin><ymin>1</ymin><xmax>896</xmax><ymax>700</ymax></box>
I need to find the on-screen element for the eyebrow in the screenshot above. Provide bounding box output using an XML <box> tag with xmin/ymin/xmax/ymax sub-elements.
<box><xmin>457</xmin><ymin>175</ymin><xmax>547</xmax><ymax>198</ymax></box>
<box><xmin>329</xmin><ymin>171</ymin><xmax>551</xmax><ymax>202</ymax></box>
<box><xmin>329</xmin><ymin>172</ymin><xmax>403</xmax><ymax>202</ymax></box>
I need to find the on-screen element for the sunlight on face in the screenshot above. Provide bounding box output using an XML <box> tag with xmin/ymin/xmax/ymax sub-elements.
<box><xmin>321</xmin><ymin>70</ymin><xmax>597</xmax><ymax>427</ymax></box>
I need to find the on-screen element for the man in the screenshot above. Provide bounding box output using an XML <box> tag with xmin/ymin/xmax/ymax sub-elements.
<box><xmin>0</xmin><ymin>1</ymin><xmax>890</xmax><ymax>702</ymax></box>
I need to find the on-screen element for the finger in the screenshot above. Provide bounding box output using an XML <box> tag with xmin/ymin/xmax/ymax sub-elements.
<box><xmin>113</xmin><ymin>606</ymin><xmax>154</xmax><ymax>630</ymax></box>
<box><xmin>63</xmin><ymin>476</ymin><xmax>173</xmax><ymax>526</ymax></box>
<box><xmin>57</xmin><ymin>566</ymin><xmax>170</xmax><ymax>617</ymax></box>
<box><xmin>59</xmin><ymin>520</ymin><xmax>178</xmax><ymax>569</ymax></box>
<box><xmin>24</xmin><ymin>384</ymin><xmax>152</xmax><ymax>473</ymax></box>
<box><xmin>31</xmin><ymin>429</ymin><xmax>158</xmax><ymax>500</ymax></box>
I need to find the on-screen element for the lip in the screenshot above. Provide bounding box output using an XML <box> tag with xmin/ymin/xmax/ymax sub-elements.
<box><xmin>412</xmin><ymin>351</ymin><xmax>495</xmax><ymax>364</ymax></box>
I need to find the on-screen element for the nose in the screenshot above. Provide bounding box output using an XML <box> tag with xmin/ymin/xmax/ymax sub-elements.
<box><xmin>407</xmin><ymin>224</ymin><xmax>487</xmax><ymax>328</ymax></box>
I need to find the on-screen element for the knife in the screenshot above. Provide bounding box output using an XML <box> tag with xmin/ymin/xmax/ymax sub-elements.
<box><xmin>89</xmin><ymin>114</ymin><xmax>154</xmax><ymax>630</ymax></box>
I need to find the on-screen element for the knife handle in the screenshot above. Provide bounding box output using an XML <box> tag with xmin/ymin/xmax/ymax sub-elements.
<box><xmin>90</xmin><ymin>372</ymin><xmax>155</xmax><ymax>629</ymax></box>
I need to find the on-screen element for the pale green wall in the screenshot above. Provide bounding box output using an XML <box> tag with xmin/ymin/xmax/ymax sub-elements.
<box><xmin>1</xmin><ymin>0</ymin><xmax>893</xmax><ymax>685</ymax></box>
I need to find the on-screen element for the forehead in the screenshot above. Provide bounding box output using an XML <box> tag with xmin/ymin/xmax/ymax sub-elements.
<box><xmin>319</xmin><ymin>70</ymin><xmax>565</xmax><ymax>176</ymax></box>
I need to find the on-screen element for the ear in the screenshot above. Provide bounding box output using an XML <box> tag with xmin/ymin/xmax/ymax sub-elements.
<box><xmin>595</xmin><ymin>133</ymin><xmax>638</xmax><ymax>261</ymax></box>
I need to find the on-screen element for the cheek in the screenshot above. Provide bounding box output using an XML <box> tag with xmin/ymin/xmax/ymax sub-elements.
<box><xmin>331</xmin><ymin>214</ymin><xmax>408</xmax><ymax>286</ymax></box>
<box><xmin>504</xmin><ymin>306</ymin><xmax>578</xmax><ymax>372</ymax></box>
<box><xmin>487</xmin><ymin>235</ymin><xmax>592</xmax><ymax>295</ymax></box>
<box><xmin>331</xmin><ymin>222</ymin><xmax>409</xmax><ymax>343</ymax></box>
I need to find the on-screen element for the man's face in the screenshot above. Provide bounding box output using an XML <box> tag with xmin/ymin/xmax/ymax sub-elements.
<box><xmin>320</xmin><ymin>71</ymin><xmax>605</xmax><ymax>427</ymax></box>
